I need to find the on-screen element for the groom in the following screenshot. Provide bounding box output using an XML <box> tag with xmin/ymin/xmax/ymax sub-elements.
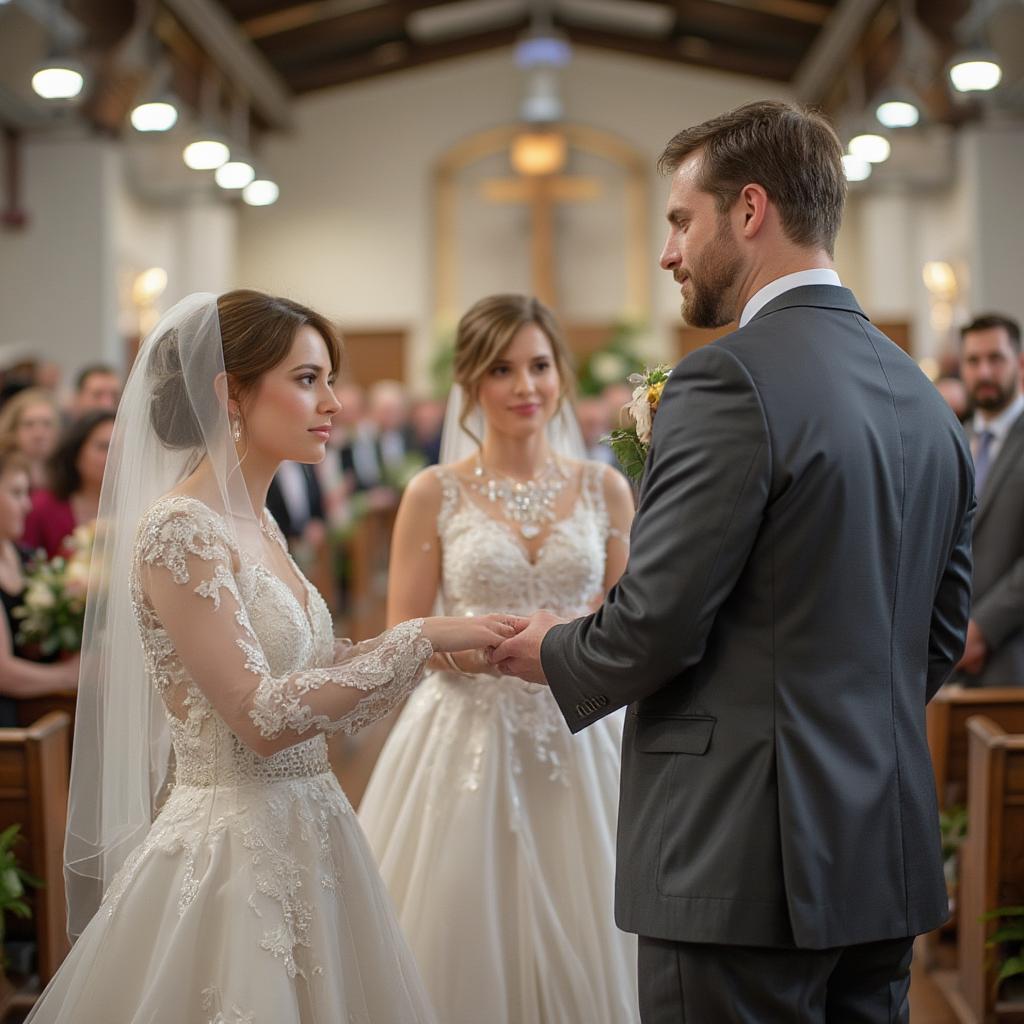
<box><xmin>493</xmin><ymin>100</ymin><xmax>974</xmax><ymax>1022</ymax></box>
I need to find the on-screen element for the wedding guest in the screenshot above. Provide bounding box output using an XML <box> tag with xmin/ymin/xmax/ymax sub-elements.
<box><xmin>0</xmin><ymin>443</ymin><xmax>79</xmax><ymax>726</ymax></box>
<box><xmin>0</xmin><ymin>387</ymin><xmax>62</xmax><ymax>490</ymax></box>
<box><xmin>577</xmin><ymin>394</ymin><xmax>617</xmax><ymax>465</ymax></box>
<box><xmin>954</xmin><ymin>313</ymin><xmax>1024</xmax><ymax>686</ymax></box>
<box><xmin>935</xmin><ymin>376</ymin><xmax>970</xmax><ymax>422</ymax></box>
<box><xmin>409</xmin><ymin>396</ymin><xmax>445</xmax><ymax>465</ymax></box>
<box><xmin>266</xmin><ymin>461</ymin><xmax>327</xmax><ymax>543</ymax></box>
<box><xmin>69</xmin><ymin>363</ymin><xmax>121</xmax><ymax>417</ymax></box>
<box><xmin>0</xmin><ymin>345</ymin><xmax>37</xmax><ymax>407</ymax></box>
<box><xmin>23</xmin><ymin>410</ymin><xmax>114</xmax><ymax>558</ymax></box>
<box><xmin>337</xmin><ymin>382</ymin><xmax>383</xmax><ymax>492</ymax></box>
<box><xmin>368</xmin><ymin>379</ymin><xmax>414</xmax><ymax>482</ymax></box>
<box><xmin>600</xmin><ymin>380</ymin><xmax>634</xmax><ymax>429</ymax></box>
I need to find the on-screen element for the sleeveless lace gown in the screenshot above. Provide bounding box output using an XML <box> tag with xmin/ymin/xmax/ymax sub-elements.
<box><xmin>28</xmin><ymin>496</ymin><xmax>438</xmax><ymax>1024</ymax></box>
<box><xmin>359</xmin><ymin>463</ymin><xmax>639</xmax><ymax>1024</ymax></box>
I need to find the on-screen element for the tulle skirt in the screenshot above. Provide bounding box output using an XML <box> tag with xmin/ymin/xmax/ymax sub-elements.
<box><xmin>27</xmin><ymin>773</ymin><xmax>436</xmax><ymax>1023</ymax></box>
<box><xmin>359</xmin><ymin>671</ymin><xmax>639</xmax><ymax>1024</ymax></box>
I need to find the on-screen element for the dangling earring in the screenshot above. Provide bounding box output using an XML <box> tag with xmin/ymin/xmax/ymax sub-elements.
<box><xmin>231</xmin><ymin>416</ymin><xmax>241</xmax><ymax>443</ymax></box>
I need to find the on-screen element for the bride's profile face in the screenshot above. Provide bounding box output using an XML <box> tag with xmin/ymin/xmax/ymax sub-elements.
<box><xmin>239</xmin><ymin>325</ymin><xmax>340</xmax><ymax>465</ymax></box>
<box><xmin>476</xmin><ymin>323</ymin><xmax>561</xmax><ymax>440</ymax></box>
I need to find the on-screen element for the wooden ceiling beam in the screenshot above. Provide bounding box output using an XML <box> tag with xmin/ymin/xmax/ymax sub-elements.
<box><xmin>281</xmin><ymin>25</ymin><xmax>521</xmax><ymax>92</ymax></box>
<box><xmin>794</xmin><ymin>0</ymin><xmax>883</xmax><ymax>102</ymax></box>
<box><xmin>671</xmin><ymin>9</ymin><xmax>815</xmax><ymax>60</ymax></box>
<box><xmin>243</xmin><ymin>0</ymin><xmax>396</xmax><ymax>41</ymax></box>
<box><xmin>252</xmin><ymin>5</ymin><xmax>406</xmax><ymax>57</ymax></box>
<box><xmin>162</xmin><ymin>0</ymin><xmax>294</xmax><ymax>128</ymax></box>
<box><xmin>700</xmin><ymin>0</ymin><xmax>832</xmax><ymax>26</ymax></box>
<box><xmin>672</xmin><ymin>0</ymin><xmax>823</xmax><ymax>42</ymax></box>
<box><xmin>565</xmin><ymin>25</ymin><xmax>797</xmax><ymax>81</ymax></box>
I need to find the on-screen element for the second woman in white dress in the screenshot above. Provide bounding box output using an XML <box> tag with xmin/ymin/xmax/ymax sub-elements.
<box><xmin>359</xmin><ymin>294</ymin><xmax>639</xmax><ymax>1023</ymax></box>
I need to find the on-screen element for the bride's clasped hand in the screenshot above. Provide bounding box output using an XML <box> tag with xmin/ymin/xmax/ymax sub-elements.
<box><xmin>419</xmin><ymin>613</ymin><xmax>526</xmax><ymax>654</ymax></box>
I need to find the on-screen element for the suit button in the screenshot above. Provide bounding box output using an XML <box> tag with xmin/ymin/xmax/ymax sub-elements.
<box><xmin>597</xmin><ymin>695</ymin><xmax>609</xmax><ymax>707</ymax></box>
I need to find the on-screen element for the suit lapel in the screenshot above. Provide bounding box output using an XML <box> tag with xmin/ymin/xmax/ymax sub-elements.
<box><xmin>975</xmin><ymin>411</ymin><xmax>1024</xmax><ymax>531</ymax></box>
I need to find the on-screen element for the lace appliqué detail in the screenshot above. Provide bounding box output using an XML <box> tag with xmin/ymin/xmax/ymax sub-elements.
<box><xmin>202</xmin><ymin>987</ymin><xmax>255</xmax><ymax>1024</ymax></box>
<box><xmin>414</xmin><ymin>463</ymin><xmax>614</xmax><ymax>787</ymax></box>
<box><xmin>247</xmin><ymin>619</ymin><xmax>432</xmax><ymax>740</ymax></box>
<box><xmin>123</xmin><ymin>496</ymin><xmax>419</xmax><ymax>983</ymax></box>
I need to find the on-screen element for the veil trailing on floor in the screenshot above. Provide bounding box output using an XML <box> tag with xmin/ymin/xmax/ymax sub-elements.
<box><xmin>64</xmin><ymin>293</ymin><xmax>265</xmax><ymax>938</ymax></box>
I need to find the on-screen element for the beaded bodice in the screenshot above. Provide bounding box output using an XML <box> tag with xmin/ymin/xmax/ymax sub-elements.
<box><xmin>437</xmin><ymin>461</ymin><xmax>610</xmax><ymax>619</ymax></box>
<box><xmin>132</xmin><ymin>497</ymin><xmax>336</xmax><ymax>786</ymax></box>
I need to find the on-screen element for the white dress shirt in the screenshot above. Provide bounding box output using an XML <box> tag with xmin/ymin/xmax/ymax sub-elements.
<box><xmin>971</xmin><ymin>391</ymin><xmax>1024</xmax><ymax>466</ymax></box>
<box><xmin>739</xmin><ymin>269</ymin><xmax>843</xmax><ymax>328</ymax></box>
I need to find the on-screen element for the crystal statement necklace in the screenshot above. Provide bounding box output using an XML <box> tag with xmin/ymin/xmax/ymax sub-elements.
<box><xmin>470</xmin><ymin>455</ymin><xmax>570</xmax><ymax>539</ymax></box>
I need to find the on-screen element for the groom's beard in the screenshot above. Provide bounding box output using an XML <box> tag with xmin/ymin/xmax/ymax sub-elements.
<box><xmin>681</xmin><ymin>218</ymin><xmax>743</xmax><ymax>329</ymax></box>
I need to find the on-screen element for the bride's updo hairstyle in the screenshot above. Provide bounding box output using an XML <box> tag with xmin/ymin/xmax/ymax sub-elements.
<box><xmin>149</xmin><ymin>289</ymin><xmax>342</xmax><ymax>449</ymax></box>
<box><xmin>453</xmin><ymin>294</ymin><xmax>574</xmax><ymax>441</ymax></box>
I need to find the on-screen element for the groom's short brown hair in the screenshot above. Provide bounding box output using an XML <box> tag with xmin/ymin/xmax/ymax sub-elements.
<box><xmin>658</xmin><ymin>100</ymin><xmax>846</xmax><ymax>257</ymax></box>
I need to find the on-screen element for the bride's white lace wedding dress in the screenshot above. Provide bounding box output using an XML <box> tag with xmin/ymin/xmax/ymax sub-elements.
<box><xmin>28</xmin><ymin>495</ymin><xmax>437</xmax><ymax>1024</ymax></box>
<box><xmin>359</xmin><ymin>463</ymin><xmax>639</xmax><ymax>1024</ymax></box>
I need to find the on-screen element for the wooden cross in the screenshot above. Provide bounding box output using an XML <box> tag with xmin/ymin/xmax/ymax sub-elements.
<box><xmin>480</xmin><ymin>174</ymin><xmax>601</xmax><ymax>310</ymax></box>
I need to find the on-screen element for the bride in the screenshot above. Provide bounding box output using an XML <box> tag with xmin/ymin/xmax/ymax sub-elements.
<box><xmin>358</xmin><ymin>294</ymin><xmax>639</xmax><ymax>1023</ymax></box>
<box><xmin>27</xmin><ymin>290</ymin><xmax>515</xmax><ymax>1024</ymax></box>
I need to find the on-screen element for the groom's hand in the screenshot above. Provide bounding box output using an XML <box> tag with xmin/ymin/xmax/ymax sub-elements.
<box><xmin>488</xmin><ymin>610</ymin><xmax>568</xmax><ymax>684</ymax></box>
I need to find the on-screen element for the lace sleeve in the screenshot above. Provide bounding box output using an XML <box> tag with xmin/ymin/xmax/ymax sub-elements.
<box><xmin>136</xmin><ymin>501</ymin><xmax>433</xmax><ymax>756</ymax></box>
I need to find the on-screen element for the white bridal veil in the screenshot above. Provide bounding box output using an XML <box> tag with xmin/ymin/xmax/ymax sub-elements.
<box><xmin>65</xmin><ymin>293</ymin><xmax>265</xmax><ymax>938</ymax></box>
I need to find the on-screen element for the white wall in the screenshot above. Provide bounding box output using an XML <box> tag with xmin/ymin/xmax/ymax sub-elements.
<box><xmin>0</xmin><ymin>135</ymin><xmax>120</xmax><ymax>370</ymax></box>
<box><xmin>236</xmin><ymin>46</ymin><xmax>793</xmax><ymax>379</ymax></box>
<box><xmin>963</xmin><ymin>124</ymin><xmax>1024</xmax><ymax>323</ymax></box>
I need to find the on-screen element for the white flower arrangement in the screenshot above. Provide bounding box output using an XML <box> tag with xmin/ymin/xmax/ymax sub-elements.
<box><xmin>14</xmin><ymin>522</ymin><xmax>95</xmax><ymax>656</ymax></box>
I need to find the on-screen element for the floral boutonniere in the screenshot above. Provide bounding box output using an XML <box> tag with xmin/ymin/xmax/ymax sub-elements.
<box><xmin>604</xmin><ymin>364</ymin><xmax>672</xmax><ymax>481</ymax></box>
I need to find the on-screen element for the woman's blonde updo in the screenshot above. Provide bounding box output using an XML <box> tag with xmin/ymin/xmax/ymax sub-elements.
<box><xmin>0</xmin><ymin>387</ymin><xmax>60</xmax><ymax>445</ymax></box>
<box><xmin>149</xmin><ymin>289</ymin><xmax>343</xmax><ymax>449</ymax></box>
<box><xmin>453</xmin><ymin>294</ymin><xmax>574</xmax><ymax>442</ymax></box>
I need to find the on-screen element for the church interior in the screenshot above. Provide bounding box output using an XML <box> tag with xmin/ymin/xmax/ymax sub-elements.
<box><xmin>0</xmin><ymin>0</ymin><xmax>1023</xmax><ymax>1020</ymax></box>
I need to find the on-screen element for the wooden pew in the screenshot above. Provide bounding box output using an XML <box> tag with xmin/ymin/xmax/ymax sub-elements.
<box><xmin>343</xmin><ymin>504</ymin><xmax>398</xmax><ymax>641</ymax></box>
<box><xmin>931</xmin><ymin>716</ymin><xmax>1024</xmax><ymax>1023</ymax></box>
<box><xmin>929</xmin><ymin>686</ymin><xmax>1024</xmax><ymax>811</ymax></box>
<box><xmin>0</xmin><ymin>712</ymin><xmax>71</xmax><ymax>988</ymax></box>
<box><xmin>924</xmin><ymin>687</ymin><xmax>1024</xmax><ymax>974</ymax></box>
<box><xmin>16</xmin><ymin>692</ymin><xmax>76</xmax><ymax>770</ymax></box>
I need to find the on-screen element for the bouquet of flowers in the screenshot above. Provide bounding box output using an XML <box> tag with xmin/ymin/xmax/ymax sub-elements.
<box><xmin>604</xmin><ymin>364</ymin><xmax>672</xmax><ymax>481</ymax></box>
<box><xmin>13</xmin><ymin>522</ymin><xmax>94</xmax><ymax>656</ymax></box>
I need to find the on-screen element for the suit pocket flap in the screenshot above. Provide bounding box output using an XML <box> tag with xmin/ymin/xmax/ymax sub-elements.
<box><xmin>633</xmin><ymin>714</ymin><xmax>715</xmax><ymax>754</ymax></box>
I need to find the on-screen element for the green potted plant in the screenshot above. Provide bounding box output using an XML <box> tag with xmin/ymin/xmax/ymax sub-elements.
<box><xmin>984</xmin><ymin>905</ymin><xmax>1024</xmax><ymax>1001</ymax></box>
<box><xmin>0</xmin><ymin>824</ymin><xmax>40</xmax><ymax>994</ymax></box>
<box><xmin>939</xmin><ymin>804</ymin><xmax>968</xmax><ymax>916</ymax></box>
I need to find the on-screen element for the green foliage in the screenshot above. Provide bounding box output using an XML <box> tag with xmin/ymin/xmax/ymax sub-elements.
<box><xmin>429</xmin><ymin>340</ymin><xmax>456</xmax><ymax>400</ymax></box>
<box><xmin>984</xmin><ymin>905</ymin><xmax>1024</xmax><ymax>991</ymax></box>
<box><xmin>0</xmin><ymin>825</ymin><xmax>40</xmax><ymax>955</ymax></box>
<box><xmin>577</xmin><ymin>322</ymin><xmax>647</xmax><ymax>398</ymax></box>
<box><xmin>940</xmin><ymin>804</ymin><xmax>968</xmax><ymax>862</ymax></box>
<box><xmin>605</xmin><ymin>428</ymin><xmax>647</xmax><ymax>482</ymax></box>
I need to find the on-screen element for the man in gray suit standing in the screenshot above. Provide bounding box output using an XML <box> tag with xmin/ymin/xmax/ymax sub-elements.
<box><xmin>955</xmin><ymin>314</ymin><xmax>1024</xmax><ymax>686</ymax></box>
<box><xmin>493</xmin><ymin>100</ymin><xmax>974</xmax><ymax>1021</ymax></box>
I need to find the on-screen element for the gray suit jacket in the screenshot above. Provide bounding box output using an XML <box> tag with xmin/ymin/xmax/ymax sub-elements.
<box><xmin>953</xmin><ymin>413</ymin><xmax>1024</xmax><ymax>686</ymax></box>
<box><xmin>541</xmin><ymin>286</ymin><xmax>974</xmax><ymax>950</ymax></box>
